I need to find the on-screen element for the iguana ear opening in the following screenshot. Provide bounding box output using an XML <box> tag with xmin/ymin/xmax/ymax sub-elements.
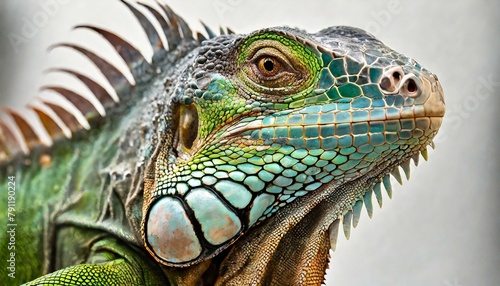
<box><xmin>173</xmin><ymin>103</ymin><xmax>199</xmax><ymax>157</ymax></box>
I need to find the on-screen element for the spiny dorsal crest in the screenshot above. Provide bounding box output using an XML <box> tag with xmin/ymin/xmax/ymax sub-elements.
<box><xmin>0</xmin><ymin>0</ymin><xmax>233</xmax><ymax>165</ymax></box>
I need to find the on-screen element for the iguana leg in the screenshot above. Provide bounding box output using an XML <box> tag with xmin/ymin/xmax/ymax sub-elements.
<box><xmin>23</xmin><ymin>238</ymin><xmax>166</xmax><ymax>286</ymax></box>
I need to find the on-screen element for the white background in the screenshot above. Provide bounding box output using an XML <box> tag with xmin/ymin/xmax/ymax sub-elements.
<box><xmin>0</xmin><ymin>1</ymin><xmax>499</xmax><ymax>285</ymax></box>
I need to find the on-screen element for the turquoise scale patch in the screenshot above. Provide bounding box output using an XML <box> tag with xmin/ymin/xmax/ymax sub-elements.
<box><xmin>266</xmin><ymin>185</ymin><xmax>283</xmax><ymax>194</ymax></box>
<box><xmin>295</xmin><ymin>173</ymin><xmax>307</xmax><ymax>183</ymax></box>
<box><xmin>274</xmin><ymin>127</ymin><xmax>288</xmax><ymax>138</ymax></box>
<box><xmin>394</xmin><ymin>95</ymin><xmax>404</xmax><ymax>106</ymax></box>
<box><xmin>237</xmin><ymin>163</ymin><xmax>262</xmax><ymax>174</ymax></box>
<box><xmin>304</xmin><ymin>113</ymin><xmax>319</xmax><ymax>125</ymax></box>
<box><xmin>319</xmin><ymin>69</ymin><xmax>335</xmax><ymax>89</ymax></box>
<box><xmin>358</xmin><ymin>144</ymin><xmax>374</xmax><ymax>154</ymax></box>
<box><xmin>288</xmin><ymin>139</ymin><xmax>306</xmax><ymax>148</ymax></box>
<box><xmin>214</xmin><ymin>171</ymin><xmax>229</xmax><ymax>179</ymax></box>
<box><xmin>287</xmin><ymin>183</ymin><xmax>303</xmax><ymax>191</ymax></box>
<box><xmin>250</xmin><ymin>130</ymin><xmax>260</xmax><ymax>140</ymax></box>
<box><xmin>399</xmin><ymin>130</ymin><xmax>412</xmax><ymax>139</ymax></box>
<box><xmin>386</xmin><ymin>107</ymin><xmax>400</xmax><ymax>119</ymax></box>
<box><xmin>290</xmin><ymin>149</ymin><xmax>308</xmax><ymax>159</ymax></box>
<box><xmin>338</xmin><ymin>159</ymin><xmax>360</xmax><ymax>171</ymax></box>
<box><xmin>272</xmin><ymin>153</ymin><xmax>284</xmax><ymax>161</ymax></box>
<box><xmin>385</xmin><ymin>120</ymin><xmax>401</xmax><ymax>132</ymax></box>
<box><xmin>332</xmin><ymin>154</ymin><xmax>348</xmax><ymax>164</ymax></box>
<box><xmin>326</xmin><ymin>88</ymin><xmax>341</xmax><ymax>100</ymax></box>
<box><xmin>321</xmin><ymin>137</ymin><xmax>338</xmax><ymax>149</ymax></box>
<box><xmin>262</xmin><ymin>116</ymin><xmax>275</xmax><ymax>126</ymax></box>
<box><xmin>385</xmin><ymin>95</ymin><xmax>395</xmax><ymax>106</ymax></box>
<box><xmin>249</xmin><ymin>193</ymin><xmax>275</xmax><ymax>226</ymax></box>
<box><xmin>305</xmin><ymin>182</ymin><xmax>322</xmax><ymax>191</ymax></box>
<box><xmin>385</xmin><ymin>133</ymin><xmax>399</xmax><ymax>143</ymax></box>
<box><xmin>261</xmin><ymin>128</ymin><xmax>275</xmax><ymax>139</ymax></box>
<box><xmin>372</xmin><ymin>98</ymin><xmax>386</xmax><ymax>108</ymax></box>
<box><xmin>305</xmin><ymin>139</ymin><xmax>320</xmax><ymax>149</ymax></box>
<box><xmin>288</xmin><ymin>114</ymin><xmax>304</xmax><ymax>125</ymax></box>
<box><xmin>352</xmin><ymin>97</ymin><xmax>371</xmax><ymax>109</ymax></box>
<box><xmin>248</xmin><ymin>157</ymin><xmax>265</xmax><ymax>166</ymax></box>
<box><xmin>278</xmin><ymin>145</ymin><xmax>294</xmax><ymax>155</ymax></box>
<box><xmin>370</xmin><ymin>109</ymin><xmax>386</xmax><ymax>121</ymax></box>
<box><xmin>191</xmin><ymin>171</ymin><xmax>204</xmax><ymax>178</ymax></box>
<box><xmin>374</xmin><ymin>145</ymin><xmax>390</xmax><ymax>153</ymax></box>
<box><xmin>401</xmin><ymin>119</ymin><xmax>415</xmax><ymax>130</ymax></box>
<box><xmin>346</xmin><ymin>57</ymin><xmax>364</xmax><ymax>74</ymax></box>
<box><xmin>319</xmin><ymin>113</ymin><xmax>334</xmax><ymax>124</ymax></box>
<box><xmin>300</xmin><ymin>105</ymin><xmax>322</xmax><ymax>114</ymax></box>
<box><xmin>335</xmin><ymin>112</ymin><xmax>351</xmax><ymax>123</ymax></box>
<box><xmin>202</xmin><ymin>176</ymin><xmax>217</xmax><ymax>186</ymax></box>
<box><xmin>352</xmin><ymin>122</ymin><xmax>369</xmax><ymax>135</ymax></box>
<box><xmin>321</xmin><ymin>103</ymin><xmax>338</xmax><ymax>112</ymax></box>
<box><xmin>274</xmin><ymin>176</ymin><xmax>293</xmax><ymax>187</ymax></box>
<box><xmin>362</xmin><ymin>84</ymin><xmax>384</xmax><ymax>99</ymax></box>
<box><xmin>321</xmin><ymin>52</ymin><xmax>333</xmax><ymax>64</ymax></box>
<box><xmin>353</xmin><ymin>135</ymin><xmax>369</xmax><ymax>147</ymax></box>
<box><xmin>280</xmin><ymin>156</ymin><xmax>299</xmax><ymax>168</ymax></box>
<box><xmin>320</xmin><ymin>175</ymin><xmax>334</xmax><ymax>183</ymax></box>
<box><xmin>305</xmin><ymin>126</ymin><xmax>319</xmax><ymax>138</ymax></box>
<box><xmin>320</xmin><ymin>150</ymin><xmax>337</xmax><ymax>160</ymax></box>
<box><xmin>369</xmin><ymin>67</ymin><xmax>383</xmax><ymax>83</ymax></box>
<box><xmin>292</xmin><ymin>163</ymin><xmax>308</xmax><ymax>172</ymax></box>
<box><xmin>263</xmin><ymin>163</ymin><xmax>284</xmax><ymax>174</ymax></box>
<box><xmin>338</xmin><ymin>83</ymin><xmax>362</xmax><ymax>98</ymax></box>
<box><xmin>305</xmin><ymin>167</ymin><xmax>321</xmax><ymax>176</ymax></box>
<box><xmin>244</xmin><ymin>176</ymin><xmax>266</xmax><ymax>192</ymax></box>
<box><xmin>320</xmin><ymin>125</ymin><xmax>335</xmax><ymax>137</ymax></box>
<box><xmin>258</xmin><ymin>170</ymin><xmax>275</xmax><ymax>182</ymax></box>
<box><xmin>370</xmin><ymin>133</ymin><xmax>385</xmax><ymax>146</ymax></box>
<box><xmin>302</xmin><ymin>155</ymin><xmax>319</xmax><ymax>165</ymax></box>
<box><xmin>188</xmin><ymin>178</ymin><xmax>202</xmax><ymax>187</ymax></box>
<box><xmin>229</xmin><ymin>171</ymin><xmax>246</xmax><ymax>182</ymax></box>
<box><xmin>315</xmin><ymin>160</ymin><xmax>329</xmax><ymax>168</ymax></box>
<box><xmin>336</xmin><ymin>123</ymin><xmax>351</xmax><ymax>136</ymax></box>
<box><xmin>186</xmin><ymin>189</ymin><xmax>242</xmax><ymax>245</ymax></box>
<box><xmin>352</xmin><ymin>110</ymin><xmax>369</xmax><ymax>122</ymax></box>
<box><xmin>369</xmin><ymin>122</ymin><xmax>385</xmax><ymax>133</ymax></box>
<box><xmin>309</xmin><ymin>149</ymin><xmax>324</xmax><ymax>156</ymax></box>
<box><xmin>289</xmin><ymin>126</ymin><xmax>304</xmax><ymax>138</ymax></box>
<box><xmin>324</xmin><ymin>164</ymin><xmax>336</xmax><ymax>172</ymax></box>
<box><xmin>275</xmin><ymin>115</ymin><xmax>288</xmax><ymax>125</ymax></box>
<box><xmin>340</xmin><ymin>146</ymin><xmax>356</xmax><ymax>155</ymax></box>
<box><xmin>329</xmin><ymin>58</ymin><xmax>346</xmax><ymax>77</ymax></box>
<box><xmin>295</xmin><ymin>190</ymin><xmax>308</xmax><ymax>197</ymax></box>
<box><xmin>214</xmin><ymin>180</ymin><xmax>252</xmax><ymax>209</ymax></box>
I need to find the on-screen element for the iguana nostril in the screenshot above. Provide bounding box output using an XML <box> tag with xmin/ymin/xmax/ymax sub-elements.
<box><xmin>378</xmin><ymin>66</ymin><xmax>405</xmax><ymax>94</ymax></box>
<box><xmin>406</xmin><ymin>79</ymin><xmax>417</xmax><ymax>93</ymax></box>
<box><xmin>379</xmin><ymin>77</ymin><xmax>395</xmax><ymax>92</ymax></box>
<box><xmin>400</xmin><ymin>74</ymin><xmax>422</xmax><ymax>97</ymax></box>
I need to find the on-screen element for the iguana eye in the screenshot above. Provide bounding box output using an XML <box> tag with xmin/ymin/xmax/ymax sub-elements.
<box><xmin>237</xmin><ymin>35</ymin><xmax>321</xmax><ymax>97</ymax></box>
<box><xmin>260</xmin><ymin>58</ymin><xmax>276</xmax><ymax>74</ymax></box>
<box><xmin>246</xmin><ymin>46</ymin><xmax>297</xmax><ymax>86</ymax></box>
<box><xmin>256</xmin><ymin>56</ymin><xmax>282</xmax><ymax>78</ymax></box>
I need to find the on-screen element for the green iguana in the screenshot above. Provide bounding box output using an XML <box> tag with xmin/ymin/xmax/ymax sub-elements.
<box><xmin>0</xmin><ymin>1</ymin><xmax>445</xmax><ymax>285</ymax></box>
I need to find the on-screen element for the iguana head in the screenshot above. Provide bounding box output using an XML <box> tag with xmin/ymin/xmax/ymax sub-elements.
<box><xmin>142</xmin><ymin>25</ymin><xmax>445</xmax><ymax>271</ymax></box>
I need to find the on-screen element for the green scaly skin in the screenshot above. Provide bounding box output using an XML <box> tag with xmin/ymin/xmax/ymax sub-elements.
<box><xmin>0</xmin><ymin>2</ymin><xmax>445</xmax><ymax>285</ymax></box>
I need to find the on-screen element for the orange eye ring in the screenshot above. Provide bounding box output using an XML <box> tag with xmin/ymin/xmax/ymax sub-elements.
<box><xmin>257</xmin><ymin>57</ymin><xmax>280</xmax><ymax>77</ymax></box>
